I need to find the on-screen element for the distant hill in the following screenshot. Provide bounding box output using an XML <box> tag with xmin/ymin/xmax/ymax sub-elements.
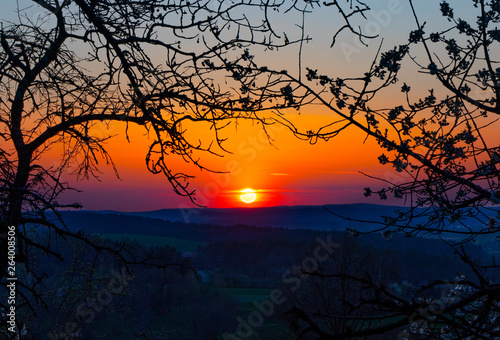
<box><xmin>117</xmin><ymin>203</ymin><xmax>408</xmax><ymax>231</ymax></box>
<box><xmin>56</xmin><ymin>207</ymin><xmax>487</xmax><ymax>267</ymax></box>
<box><xmin>100</xmin><ymin>203</ymin><xmax>494</xmax><ymax>232</ymax></box>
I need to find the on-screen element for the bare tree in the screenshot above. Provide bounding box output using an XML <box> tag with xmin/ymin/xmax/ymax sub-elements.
<box><xmin>282</xmin><ymin>234</ymin><xmax>401</xmax><ymax>339</ymax></box>
<box><xmin>240</xmin><ymin>0</ymin><xmax>500</xmax><ymax>338</ymax></box>
<box><xmin>0</xmin><ymin>0</ymin><xmax>379</xmax><ymax>336</ymax></box>
<box><xmin>0</xmin><ymin>0</ymin><xmax>293</xmax><ymax>332</ymax></box>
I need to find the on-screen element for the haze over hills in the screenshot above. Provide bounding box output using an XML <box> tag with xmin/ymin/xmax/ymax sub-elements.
<box><xmin>115</xmin><ymin>203</ymin><xmax>399</xmax><ymax>231</ymax></box>
<box><xmin>94</xmin><ymin>203</ymin><xmax>495</xmax><ymax>232</ymax></box>
<box><xmin>56</xmin><ymin>204</ymin><xmax>495</xmax><ymax>279</ymax></box>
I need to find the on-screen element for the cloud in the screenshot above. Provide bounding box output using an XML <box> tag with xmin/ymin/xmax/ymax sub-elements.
<box><xmin>316</xmin><ymin>171</ymin><xmax>361</xmax><ymax>175</ymax></box>
<box><xmin>223</xmin><ymin>188</ymin><xmax>332</xmax><ymax>194</ymax></box>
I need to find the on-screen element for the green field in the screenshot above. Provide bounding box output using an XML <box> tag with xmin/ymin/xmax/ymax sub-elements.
<box><xmin>97</xmin><ymin>233</ymin><xmax>206</xmax><ymax>252</ymax></box>
<box><xmin>225</xmin><ymin>287</ymin><xmax>275</xmax><ymax>303</ymax></box>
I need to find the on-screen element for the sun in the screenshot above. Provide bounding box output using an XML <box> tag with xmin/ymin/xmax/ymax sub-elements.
<box><xmin>240</xmin><ymin>188</ymin><xmax>257</xmax><ymax>204</ymax></box>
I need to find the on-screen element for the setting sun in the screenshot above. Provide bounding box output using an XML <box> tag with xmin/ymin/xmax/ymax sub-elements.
<box><xmin>239</xmin><ymin>188</ymin><xmax>257</xmax><ymax>204</ymax></box>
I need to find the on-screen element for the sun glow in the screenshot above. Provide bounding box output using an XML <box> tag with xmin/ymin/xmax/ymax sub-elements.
<box><xmin>240</xmin><ymin>188</ymin><xmax>257</xmax><ymax>204</ymax></box>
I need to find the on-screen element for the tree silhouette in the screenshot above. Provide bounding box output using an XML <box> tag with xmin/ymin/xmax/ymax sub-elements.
<box><xmin>7</xmin><ymin>0</ymin><xmax>499</xmax><ymax>338</ymax></box>
<box><xmin>248</xmin><ymin>0</ymin><xmax>500</xmax><ymax>338</ymax></box>
<box><xmin>0</xmin><ymin>0</ymin><xmax>376</xmax><ymax>336</ymax></box>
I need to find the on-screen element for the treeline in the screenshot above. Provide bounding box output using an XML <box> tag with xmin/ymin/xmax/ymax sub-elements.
<box><xmin>18</xmin><ymin>212</ymin><xmax>494</xmax><ymax>339</ymax></box>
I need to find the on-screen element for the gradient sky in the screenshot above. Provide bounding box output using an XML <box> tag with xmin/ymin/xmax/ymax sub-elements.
<box><xmin>5</xmin><ymin>1</ymin><xmax>479</xmax><ymax>211</ymax></box>
<box><xmin>54</xmin><ymin>115</ymin><xmax>388</xmax><ymax>210</ymax></box>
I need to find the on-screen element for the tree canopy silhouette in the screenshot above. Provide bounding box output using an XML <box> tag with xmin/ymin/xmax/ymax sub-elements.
<box><xmin>254</xmin><ymin>0</ymin><xmax>500</xmax><ymax>338</ymax></box>
<box><xmin>0</xmin><ymin>0</ymin><xmax>375</xmax><ymax>334</ymax></box>
<box><xmin>5</xmin><ymin>0</ymin><xmax>500</xmax><ymax>338</ymax></box>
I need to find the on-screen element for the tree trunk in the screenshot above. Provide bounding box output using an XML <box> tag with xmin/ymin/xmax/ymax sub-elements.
<box><xmin>1</xmin><ymin>148</ymin><xmax>31</xmax><ymax>280</ymax></box>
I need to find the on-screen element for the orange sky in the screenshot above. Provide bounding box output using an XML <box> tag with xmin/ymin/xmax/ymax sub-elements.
<box><xmin>51</xmin><ymin>89</ymin><xmax>500</xmax><ymax>212</ymax></box>
<box><xmin>7</xmin><ymin>0</ymin><xmax>494</xmax><ymax>212</ymax></box>
<box><xmin>48</xmin><ymin>109</ymin><xmax>399</xmax><ymax>211</ymax></box>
